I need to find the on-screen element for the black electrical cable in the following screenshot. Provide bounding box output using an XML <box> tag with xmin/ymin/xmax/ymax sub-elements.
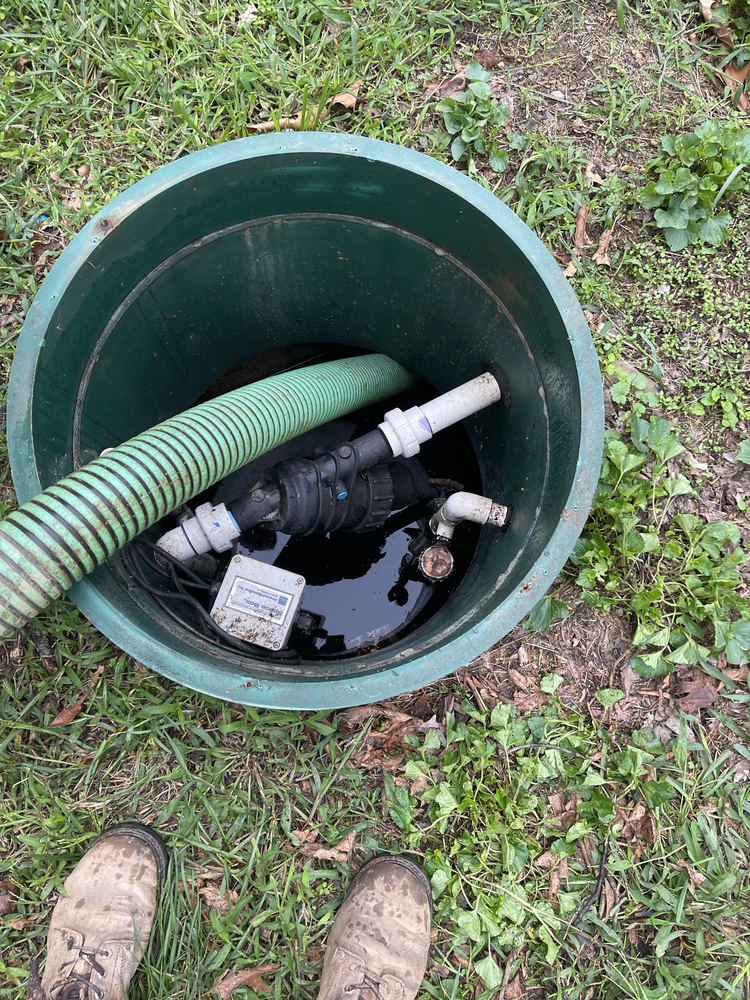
<box><xmin>120</xmin><ymin>538</ymin><xmax>300</xmax><ymax>662</ymax></box>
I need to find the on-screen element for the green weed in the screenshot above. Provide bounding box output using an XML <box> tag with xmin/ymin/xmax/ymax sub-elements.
<box><xmin>569</xmin><ymin>412</ymin><xmax>750</xmax><ymax>678</ymax></box>
<box><xmin>639</xmin><ymin>121</ymin><xmax>750</xmax><ymax>250</ymax></box>
<box><xmin>437</xmin><ymin>61</ymin><xmax>511</xmax><ymax>173</ymax></box>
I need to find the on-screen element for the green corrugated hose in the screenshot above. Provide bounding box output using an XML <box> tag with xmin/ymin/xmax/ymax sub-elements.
<box><xmin>0</xmin><ymin>354</ymin><xmax>417</xmax><ymax>638</ymax></box>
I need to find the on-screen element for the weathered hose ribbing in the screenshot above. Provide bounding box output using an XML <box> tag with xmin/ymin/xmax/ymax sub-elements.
<box><xmin>0</xmin><ymin>354</ymin><xmax>417</xmax><ymax>637</ymax></box>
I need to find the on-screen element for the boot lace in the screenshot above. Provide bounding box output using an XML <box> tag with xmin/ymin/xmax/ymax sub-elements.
<box><xmin>344</xmin><ymin>971</ymin><xmax>387</xmax><ymax>1000</ymax></box>
<box><xmin>28</xmin><ymin>946</ymin><xmax>110</xmax><ymax>1000</ymax></box>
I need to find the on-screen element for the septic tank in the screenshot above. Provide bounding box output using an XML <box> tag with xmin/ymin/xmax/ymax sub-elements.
<box><xmin>8</xmin><ymin>133</ymin><xmax>603</xmax><ymax>709</ymax></box>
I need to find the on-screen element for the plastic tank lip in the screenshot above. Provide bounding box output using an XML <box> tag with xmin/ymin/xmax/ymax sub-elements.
<box><xmin>9</xmin><ymin>133</ymin><xmax>603</xmax><ymax>709</ymax></box>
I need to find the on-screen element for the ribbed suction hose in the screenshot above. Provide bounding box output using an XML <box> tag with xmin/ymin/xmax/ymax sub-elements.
<box><xmin>0</xmin><ymin>354</ymin><xmax>418</xmax><ymax>638</ymax></box>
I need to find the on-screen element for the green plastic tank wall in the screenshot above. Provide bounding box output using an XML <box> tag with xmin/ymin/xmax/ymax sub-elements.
<box><xmin>8</xmin><ymin>134</ymin><xmax>603</xmax><ymax>710</ymax></box>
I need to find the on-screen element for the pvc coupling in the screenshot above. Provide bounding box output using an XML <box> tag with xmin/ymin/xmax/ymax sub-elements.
<box><xmin>157</xmin><ymin>502</ymin><xmax>240</xmax><ymax>562</ymax></box>
<box><xmin>378</xmin><ymin>371</ymin><xmax>503</xmax><ymax>458</ymax></box>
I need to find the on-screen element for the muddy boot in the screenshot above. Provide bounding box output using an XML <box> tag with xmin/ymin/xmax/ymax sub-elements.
<box><xmin>29</xmin><ymin>822</ymin><xmax>168</xmax><ymax>1000</ymax></box>
<box><xmin>318</xmin><ymin>855</ymin><xmax>432</xmax><ymax>1000</ymax></box>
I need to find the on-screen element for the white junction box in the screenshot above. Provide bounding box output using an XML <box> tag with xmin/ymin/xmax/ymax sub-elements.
<box><xmin>210</xmin><ymin>555</ymin><xmax>305</xmax><ymax>650</ymax></box>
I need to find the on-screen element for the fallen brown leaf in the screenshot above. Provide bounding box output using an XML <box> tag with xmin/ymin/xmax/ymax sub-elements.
<box><xmin>513</xmin><ymin>689</ymin><xmax>547</xmax><ymax>712</ymax></box>
<box><xmin>424</xmin><ymin>67</ymin><xmax>467</xmax><ymax>101</ymax></box>
<box><xmin>251</xmin><ymin>82</ymin><xmax>363</xmax><ymax>132</ymax></box>
<box><xmin>574</xmin><ymin>204</ymin><xmax>590</xmax><ymax>247</ymax></box>
<box><xmin>474</xmin><ymin>50</ymin><xmax>501</xmax><ymax>68</ymax></box>
<box><xmin>534</xmin><ymin>851</ymin><xmax>557</xmax><ymax>869</ymax></box>
<box><xmin>409</xmin><ymin>775</ymin><xmax>428</xmax><ymax>797</ymax></box>
<box><xmin>504</xmin><ymin>975</ymin><xmax>523</xmax><ymax>999</ymax></box>
<box><xmin>724</xmin><ymin>663</ymin><xmax>750</xmax><ymax>682</ymax></box>
<box><xmin>699</xmin><ymin>0</ymin><xmax>735</xmax><ymax>47</ymax></box>
<box><xmin>291</xmin><ymin>829</ymin><xmax>318</xmax><ymax>845</ymax></box>
<box><xmin>0</xmin><ymin>879</ymin><xmax>16</xmax><ymax>916</ymax></box>
<box><xmin>50</xmin><ymin>665</ymin><xmax>104</xmax><ymax>726</ymax></box>
<box><xmin>583</xmin><ymin>162</ymin><xmax>606</xmax><ymax>186</ymax></box>
<box><xmin>671</xmin><ymin>858</ymin><xmax>707</xmax><ymax>892</ymax></box>
<box><xmin>213</xmin><ymin>964</ymin><xmax>279</xmax><ymax>998</ymax></box>
<box><xmin>593</xmin><ymin>229</ymin><xmax>613</xmax><ymax>267</ymax></box>
<box><xmin>724</xmin><ymin>63</ymin><xmax>750</xmax><ymax>111</ymax></box>
<box><xmin>517</xmin><ymin>644</ymin><xmax>532</xmax><ymax>667</ymax></box>
<box><xmin>199</xmin><ymin>883</ymin><xmax>239</xmax><ymax>915</ymax></box>
<box><xmin>549</xmin><ymin>867</ymin><xmax>561</xmax><ymax>901</ymax></box>
<box><xmin>563</xmin><ymin>259</ymin><xmax>577</xmax><ymax>277</ymax></box>
<box><xmin>299</xmin><ymin>829</ymin><xmax>355</xmax><ymax>863</ymax></box>
<box><xmin>8</xmin><ymin>914</ymin><xmax>41</xmax><ymax>930</ymax></box>
<box><xmin>598</xmin><ymin>877</ymin><xmax>616</xmax><ymax>920</ymax></box>
<box><xmin>620</xmin><ymin>801</ymin><xmax>657</xmax><ymax>845</ymax></box>
<box><xmin>621</xmin><ymin>658</ymin><xmax>638</xmax><ymax>699</ymax></box>
<box><xmin>507</xmin><ymin>668</ymin><xmax>535</xmax><ymax>692</ymax></box>
<box><xmin>675</xmin><ymin>678</ymin><xmax>719</xmax><ymax>713</ymax></box>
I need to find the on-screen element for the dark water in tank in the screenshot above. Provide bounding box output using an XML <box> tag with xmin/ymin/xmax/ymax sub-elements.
<box><xmin>195</xmin><ymin>343</ymin><xmax>483</xmax><ymax>659</ymax></box>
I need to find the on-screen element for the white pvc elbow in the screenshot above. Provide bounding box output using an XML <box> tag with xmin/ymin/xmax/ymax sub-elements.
<box><xmin>430</xmin><ymin>492</ymin><xmax>509</xmax><ymax>541</ymax></box>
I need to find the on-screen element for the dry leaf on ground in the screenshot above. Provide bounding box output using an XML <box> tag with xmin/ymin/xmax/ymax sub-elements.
<box><xmin>593</xmin><ymin>230</ymin><xmax>613</xmax><ymax>267</ymax></box>
<box><xmin>50</xmin><ymin>665</ymin><xmax>104</xmax><ymax>726</ymax></box>
<box><xmin>723</xmin><ymin>63</ymin><xmax>750</xmax><ymax>111</ymax></box>
<box><xmin>674</xmin><ymin>679</ymin><xmax>719</xmax><ymax>713</ymax></box>
<box><xmin>213</xmin><ymin>964</ymin><xmax>279</xmax><ymax>998</ymax></box>
<box><xmin>598</xmin><ymin>878</ymin><xmax>616</xmax><ymax>920</ymax></box>
<box><xmin>724</xmin><ymin>663</ymin><xmax>749</xmax><ymax>682</ymax></box>
<box><xmin>548</xmin><ymin>793</ymin><xmax>578</xmax><ymax>831</ymax></box>
<box><xmin>671</xmin><ymin>858</ymin><xmax>707</xmax><ymax>891</ymax></box>
<box><xmin>513</xmin><ymin>690</ymin><xmax>547</xmax><ymax>712</ymax></box>
<box><xmin>517</xmin><ymin>644</ymin><xmax>532</xmax><ymax>666</ymax></box>
<box><xmin>299</xmin><ymin>829</ymin><xmax>355</xmax><ymax>862</ymax></box>
<box><xmin>0</xmin><ymin>880</ymin><xmax>17</xmax><ymax>916</ymax></box>
<box><xmin>199</xmin><ymin>883</ymin><xmax>239</xmax><ymax>915</ymax></box>
<box><xmin>504</xmin><ymin>975</ymin><xmax>523</xmax><ymax>999</ymax></box>
<box><xmin>620</xmin><ymin>659</ymin><xmax>638</xmax><ymax>698</ymax></box>
<box><xmin>698</xmin><ymin>2</ymin><xmax>749</xmax><ymax>109</ymax></box>
<box><xmin>620</xmin><ymin>801</ymin><xmax>657</xmax><ymax>845</ymax></box>
<box><xmin>409</xmin><ymin>775</ymin><xmax>428</xmax><ymax>797</ymax></box>
<box><xmin>699</xmin><ymin>0</ymin><xmax>736</xmax><ymax>47</ymax></box>
<box><xmin>251</xmin><ymin>82</ymin><xmax>362</xmax><ymax>133</ymax></box>
<box><xmin>574</xmin><ymin>204</ymin><xmax>590</xmax><ymax>247</ymax></box>
<box><xmin>507</xmin><ymin>668</ymin><xmax>535</xmax><ymax>692</ymax></box>
<box><xmin>291</xmin><ymin>828</ymin><xmax>318</xmax><ymax>845</ymax></box>
<box><xmin>583</xmin><ymin>162</ymin><xmax>606</xmax><ymax>186</ymax></box>
<box><xmin>423</xmin><ymin>67</ymin><xmax>467</xmax><ymax>100</ymax></box>
<box><xmin>534</xmin><ymin>851</ymin><xmax>558</xmax><ymax>869</ymax></box>
<box><xmin>474</xmin><ymin>50</ymin><xmax>501</xmax><ymax>68</ymax></box>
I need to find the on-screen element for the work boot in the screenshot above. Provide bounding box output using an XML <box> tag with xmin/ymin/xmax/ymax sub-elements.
<box><xmin>30</xmin><ymin>822</ymin><xmax>168</xmax><ymax>1000</ymax></box>
<box><xmin>318</xmin><ymin>855</ymin><xmax>432</xmax><ymax>1000</ymax></box>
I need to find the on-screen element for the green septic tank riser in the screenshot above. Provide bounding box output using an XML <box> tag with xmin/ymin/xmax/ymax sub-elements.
<box><xmin>8</xmin><ymin>134</ymin><xmax>604</xmax><ymax>710</ymax></box>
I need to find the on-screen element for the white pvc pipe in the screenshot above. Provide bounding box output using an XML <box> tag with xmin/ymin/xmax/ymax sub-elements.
<box><xmin>378</xmin><ymin>371</ymin><xmax>502</xmax><ymax>458</ymax></box>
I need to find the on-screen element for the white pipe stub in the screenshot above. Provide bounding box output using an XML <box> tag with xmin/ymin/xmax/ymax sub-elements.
<box><xmin>378</xmin><ymin>371</ymin><xmax>503</xmax><ymax>458</ymax></box>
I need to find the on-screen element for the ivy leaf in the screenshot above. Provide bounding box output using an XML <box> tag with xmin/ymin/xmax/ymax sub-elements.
<box><xmin>451</xmin><ymin>136</ymin><xmax>468</xmax><ymax>160</ymax></box>
<box><xmin>475</xmin><ymin>955</ymin><xmax>504</xmax><ymax>989</ymax></box>
<box><xmin>524</xmin><ymin>595</ymin><xmax>569</xmax><ymax>631</ymax></box>
<box><xmin>489</xmin><ymin>148</ymin><xmax>509</xmax><ymax>172</ymax></box>
<box><xmin>654</xmin><ymin>201</ymin><xmax>690</xmax><ymax>230</ymax></box>
<box><xmin>735</xmin><ymin>439</ymin><xmax>750</xmax><ymax>464</ymax></box>
<box><xmin>663</xmin><ymin>226</ymin><xmax>693</xmax><ymax>251</ymax></box>
<box><xmin>465</xmin><ymin>60</ymin><xmax>491</xmax><ymax>82</ymax></box>
<box><xmin>631</xmin><ymin>651</ymin><xmax>673</xmax><ymax>678</ymax></box>
<box><xmin>697</xmin><ymin>214</ymin><xmax>730</xmax><ymax>246</ymax></box>
<box><xmin>595</xmin><ymin>688</ymin><xmax>625</xmax><ymax>709</ymax></box>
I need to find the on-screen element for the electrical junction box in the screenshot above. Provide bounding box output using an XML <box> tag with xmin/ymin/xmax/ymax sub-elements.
<box><xmin>210</xmin><ymin>555</ymin><xmax>305</xmax><ymax>650</ymax></box>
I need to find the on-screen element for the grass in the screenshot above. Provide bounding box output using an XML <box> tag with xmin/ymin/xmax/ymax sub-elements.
<box><xmin>2</xmin><ymin>0</ymin><xmax>750</xmax><ymax>998</ymax></box>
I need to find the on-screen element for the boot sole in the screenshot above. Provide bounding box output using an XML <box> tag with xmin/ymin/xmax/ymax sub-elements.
<box><xmin>352</xmin><ymin>854</ymin><xmax>433</xmax><ymax>918</ymax></box>
<box><xmin>89</xmin><ymin>822</ymin><xmax>170</xmax><ymax>890</ymax></box>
